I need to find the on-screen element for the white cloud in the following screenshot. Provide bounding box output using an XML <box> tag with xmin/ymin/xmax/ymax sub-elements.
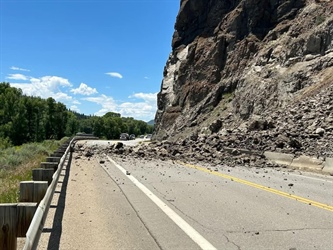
<box><xmin>10</xmin><ymin>66</ymin><xmax>30</xmax><ymax>72</ymax></box>
<box><xmin>84</xmin><ymin>92</ymin><xmax>157</xmax><ymax>121</ymax></box>
<box><xmin>70</xmin><ymin>83</ymin><xmax>98</xmax><ymax>95</ymax></box>
<box><xmin>7</xmin><ymin>71</ymin><xmax>157</xmax><ymax>121</ymax></box>
<box><xmin>53</xmin><ymin>92</ymin><xmax>72</xmax><ymax>101</ymax></box>
<box><xmin>70</xmin><ymin>105</ymin><xmax>80</xmax><ymax>113</ymax></box>
<box><xmin>105</xmin><ymin>72</ymin><xmax>123</xmax><ymax>79</ymax></box>
<box><xmin>10</xmin><ymin>75</ymin><xmax>72</xmax><ymax>102</ymax></box>
<box><xmin>72</xmin><ymin>99</ymin><xmax>81</xmax><ymax>105</ymax></box>
<box><xmin>30</xmin><ymin>75</ymin><xmax>72</xmax><ymax>88</ymax></box>
<box><xmin>118</xmin><ymin>101</ymin><xmax>156</xmax><ymax>120</ymax></box>
<box><xmin>7</xmin><ymin>73</ymin><xmax>29</xmax><ymax>81</ymax></box>
<box><xmin>84</xmin><ymin>94</ymin><xmax>117</xmax><ymax>109</ymax></box>
<box><xmin>94</xmin><ymin>108</ymin><xmax>112</xmax><ymax>117</ymax></box>
<box><xmin>129</xmin><ymin>92</ymin><xmax>157</xmax><ymax>102</ymax></box>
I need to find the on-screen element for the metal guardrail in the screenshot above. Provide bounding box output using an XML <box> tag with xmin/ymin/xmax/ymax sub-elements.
<box><xmin>23</xmin><ymin>138</ymin><xmax>74</xmax><ymax>250</ymax></box>
<box><xmin>23</xmin><ymin>135</ymin><xmax>98</xmax><ymax>250</ymax></box>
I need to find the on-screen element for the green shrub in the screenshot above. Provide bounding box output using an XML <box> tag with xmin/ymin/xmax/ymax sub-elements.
<box><xmin>0</xmin><ymin>138</ymin><xmax>69</xmax><ymax>202</ymax></box>
<box><xmin>0</xmin><ymin>137</ymin><xmax>12</xmax><ymax>150</ymax></box>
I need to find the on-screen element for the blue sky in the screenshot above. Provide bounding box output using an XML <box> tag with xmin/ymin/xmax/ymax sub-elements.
<box><xmin>0</xmin><ymin>0</ymin><xmax>179</xmax><ymax>122</ymax></box>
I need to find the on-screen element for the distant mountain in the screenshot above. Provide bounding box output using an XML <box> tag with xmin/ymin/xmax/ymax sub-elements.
<box><xmin>147</xmin><ymin>120</ymin><xmax>155</xmax><ymax>125</ymax></box>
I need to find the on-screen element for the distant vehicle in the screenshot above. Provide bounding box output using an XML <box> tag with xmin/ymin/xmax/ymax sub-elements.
<box><xmin>145</xmin><ymin>134</ymin><xmax>152</xmax><ymax>140</ymax></box>
<box><xmin>139</xmin><ymin>135</ymin><xmax>144</xmax><ymax>139</ymax></box>
<box><xmin>129</xmin><ymin>134</ymin><xmax>136</xmax><ymax>140</ymax></box>
<box><xmin>120</xmin><ymin>133</ymin><xmax>129</xmax><ymax>140</ymax></box>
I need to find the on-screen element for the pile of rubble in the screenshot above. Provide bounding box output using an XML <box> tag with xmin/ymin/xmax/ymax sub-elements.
<box><xmin>233</xmin><ymin>82</ymin><xmax>333</xmax><ymax>158</ymax></box>
<box><xmin>73</xmin><ymin>83</ymin><xmax>332</xmax><ymax>170</ymax></box>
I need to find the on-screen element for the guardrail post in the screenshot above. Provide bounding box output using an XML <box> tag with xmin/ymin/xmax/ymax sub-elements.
<box><xmin>17</xmin><ymin>203</ymin><xmax>37</xmax><ymax>237</ymax></box>
<box><xmin>23</xmin><ymin>138</ymin><xmax>79</xmax><ymax>249</ymax></box>
<box><xmin>19</xmin><ymin>181</ymin><xmax>48</xmax><ymax>203</ymax></box>
<box><xmin>40</xmin><ymin>162</ymin><xmax>58</xmax><ymax>172</ymax></box>
<box><xmin>32</xmin><ymin>169</ymin><xmax>54</xmax><ymax>185</ymax></box>
<box><xmin>0</xmin><ymin>204</ymin><xmax>17</xmax><ymax>250</ymax></box>
<box><xmin>55</xmin><ymin>148</ymin><xmax>66</xmax><ymax>154</ymax></box>
<box><xmin>46</xmin><ymin>157</ymin><xmax>61</xmax><ymax>163</ymax></box>
<box><xmin>50</xmin><ymin>152</ymin><xmax>63</xmax><ymax>157</ymax></box>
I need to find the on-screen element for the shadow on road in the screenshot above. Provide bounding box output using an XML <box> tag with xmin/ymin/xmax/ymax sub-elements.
<box><xmin>44</xmin><ymin>151</ymin><xmax>72</xmax><ymax>250</ymax></box>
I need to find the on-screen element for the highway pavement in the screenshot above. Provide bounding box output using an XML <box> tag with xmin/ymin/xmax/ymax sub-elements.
<box><xmin>101</xmin><ymin>154</ymin><xmax>333</xmax><ymax>250</ymax></box>
<box><xmin>40</xmin><ymin>140</ymin><xmax>333</xmax><ymax>250</ymax></box>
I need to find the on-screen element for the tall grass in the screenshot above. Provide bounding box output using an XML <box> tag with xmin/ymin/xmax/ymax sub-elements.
<box><xmin>0</xmin><ymin>138</ymin><xmax>68</xmax><ymax>203</ymax></box>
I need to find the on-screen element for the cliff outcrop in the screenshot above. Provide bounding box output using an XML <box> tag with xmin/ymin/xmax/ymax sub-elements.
<box><xmin>154</xmin><ymin>0</ymin><xmax>333</xmax><ymax>158</ymax></box>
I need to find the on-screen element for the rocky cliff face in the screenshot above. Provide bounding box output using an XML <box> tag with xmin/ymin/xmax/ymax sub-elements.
<box><xmin>154</xmin><ymin>0</ymin><xmax>333</xmax><ymax>157</ymax></box>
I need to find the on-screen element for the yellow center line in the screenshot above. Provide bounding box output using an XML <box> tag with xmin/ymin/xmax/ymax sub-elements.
<box><xmin>177</xmin><ymin>161</ymin><xmax>333</xmax><ymax>212</ymax></box>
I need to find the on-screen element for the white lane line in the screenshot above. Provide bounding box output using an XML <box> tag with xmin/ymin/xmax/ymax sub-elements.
<box><xmin>106</xmin><ymin>156</ymin><xmax>217</xmax><ymax>250</ymax></box>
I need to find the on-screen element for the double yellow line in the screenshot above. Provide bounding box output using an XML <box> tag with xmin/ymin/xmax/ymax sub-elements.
<box><xmin>178</xmin><ymin>161</ymin><xmax>333</xmax><ymax>212</ymax></box>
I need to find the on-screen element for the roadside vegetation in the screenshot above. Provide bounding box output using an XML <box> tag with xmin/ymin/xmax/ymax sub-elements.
<box><xmin>0</xmin><ymin>139</ymin><xmax>67</xmax><ymax>203</ymax></box>
<box><xmin>85</xmin><ymin>112</ymin><xmax>154</xmax><ymax>139</ymax></box>
<box><xmin>0</xmin><ymin>82</ymin><xmax>154</xmax><ymax>148</ymax></box>
<box><xmin>0</xmin><ymin>82</ymin><xmax>154</xmax><ymax>203</ymax></box>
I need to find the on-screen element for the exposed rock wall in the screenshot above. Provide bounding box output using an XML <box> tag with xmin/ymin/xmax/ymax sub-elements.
<box><xmin>154</xmin><ymin>0</ymin><xmax>333</xmax><ymax>158</ymax></box>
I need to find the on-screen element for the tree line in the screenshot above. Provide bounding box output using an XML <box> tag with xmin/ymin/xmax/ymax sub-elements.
<box><xmin>0</xmin><ymin>82</ymin><xmax>153</xmax><ymax>149</ymax></box>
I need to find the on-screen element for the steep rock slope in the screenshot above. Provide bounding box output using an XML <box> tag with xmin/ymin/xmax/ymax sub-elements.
<box><xmin>154</xmin><ymin>0</ymin><xmax>333</xmax><ymax>157</ymax></box>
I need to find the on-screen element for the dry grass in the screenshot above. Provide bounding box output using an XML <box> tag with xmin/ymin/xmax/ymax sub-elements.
<box><xmin>0</xmin><ymin>139</ymin><xmax>68</xmax><ymax>203</ymax></box>
<box><xmin>0</xmin><ymin>157</ymin><xmax>45</xmax><ymax>203</ymax></box>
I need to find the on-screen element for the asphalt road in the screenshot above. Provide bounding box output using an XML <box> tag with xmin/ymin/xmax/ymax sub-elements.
<box><xmin>42</xmin><ymin>140</ymin><xmax>333</xmax><ymax>250</ymax></box>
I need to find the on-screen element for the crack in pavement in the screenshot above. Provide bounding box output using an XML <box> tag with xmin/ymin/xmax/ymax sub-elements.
<box><xmin>150</xmin><ymin>183</ymin><xmax>215</xmax><ymax>233</ymax></box>
<box><xmin>100</xmin><ymin>158</ymin><xmax>164</xmax><ymax>250</ymax></box>
<box><xmin>223</xmin><ymin>233</ymin><xmax>242</xmax><ymax>250</ymax></box>
<box><xmin>150</xmin><ymin>184</ymin><xmax>245</xmax><ymax>250</ymax></box>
